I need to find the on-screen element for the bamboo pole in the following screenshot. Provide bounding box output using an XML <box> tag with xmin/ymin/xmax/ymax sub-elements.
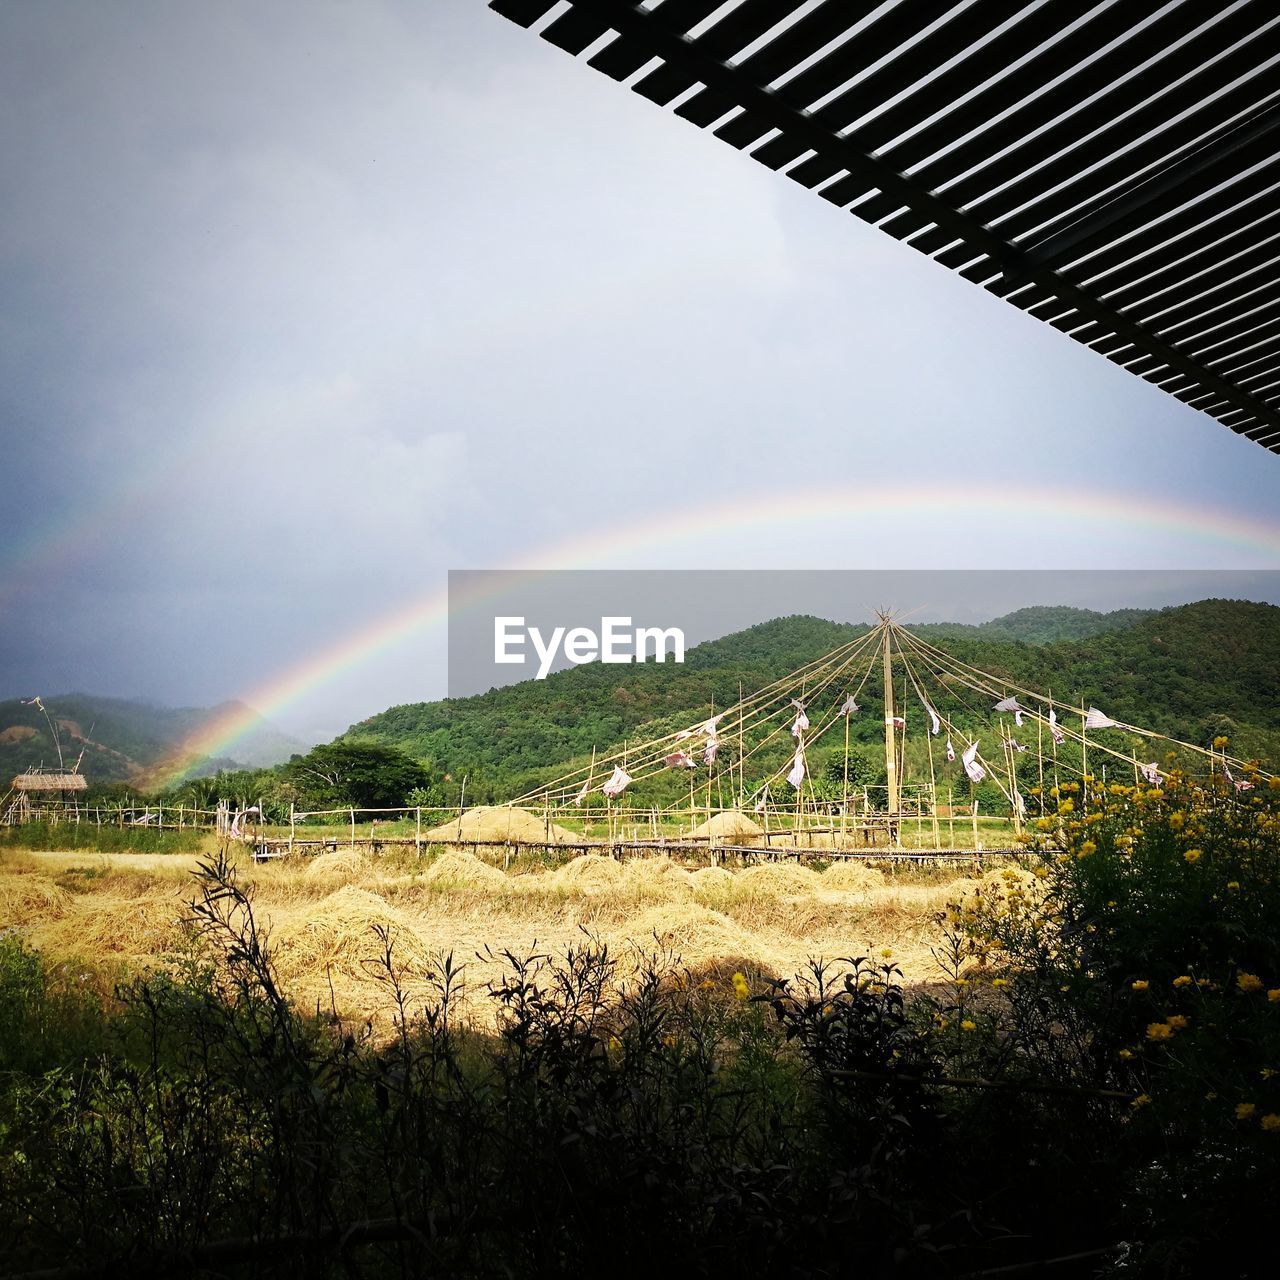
<box><xmin>415</xmin><ymin>805</ymin><xmax>421</xmax><ymax>856</ymax></box>
<box><xmin>289</xmin><ymin>803</ymin><xmax>296</xmax><ymax>857</ymax></box>
<box><xmin>881</xmin><ymin>622</ymin><xmax>899</xmax><ymax>822</ymax></box>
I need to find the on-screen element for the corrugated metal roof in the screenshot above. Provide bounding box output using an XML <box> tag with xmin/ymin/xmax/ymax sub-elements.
<box><xmin>491</xmin><ymin>0</ymin><xmax>1280</xmax><ymax>452</ymax></box>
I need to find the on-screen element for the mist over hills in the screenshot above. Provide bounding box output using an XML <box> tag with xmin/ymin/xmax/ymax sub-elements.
<box><xmin>0</xmin><ymin>693</ymin><xmax>310</xmax><ymax>787</ymax></box>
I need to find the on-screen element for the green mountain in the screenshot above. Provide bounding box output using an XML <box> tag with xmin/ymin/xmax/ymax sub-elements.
<box><xmin>0</xmin><ymin>693</ymin><xmax>310</xmax><ymax>789</ymax></box>
<box><xmin>340</xmin><ymin>600</ymin><xmax>1279</xmax><ymax>803</ymax></box>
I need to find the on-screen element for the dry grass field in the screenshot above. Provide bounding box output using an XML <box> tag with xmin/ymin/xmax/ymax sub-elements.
<box><xmin>0</xmin><ymin>844</ymin><xmax>1009</xmax><ymax>1027</ymax></box>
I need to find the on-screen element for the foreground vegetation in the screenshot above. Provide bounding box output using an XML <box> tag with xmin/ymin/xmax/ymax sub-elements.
<box><xmin>1</xmin><ymin>764</ymin><xmax>1278</xmax><ymax>1276</ymax></box>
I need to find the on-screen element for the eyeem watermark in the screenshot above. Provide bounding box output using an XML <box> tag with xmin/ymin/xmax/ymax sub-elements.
<box><xmin>494</xmin><ymin>615</ymin><xmax>685</xmax><ymax>680</ymax></box>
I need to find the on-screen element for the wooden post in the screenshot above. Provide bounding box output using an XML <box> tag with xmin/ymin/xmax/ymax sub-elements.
<box><xmin>881</xmin><ymin>620</ymin><xmax>899</xmax><ymax>822</ymax></box>
<box><xmin>948</xmin><ymin>785</ymin><xmax>955</xmax><ymax>848</ymax></box>
<box><xmin>350</xmin><ymin>807</ymin><xmax>356</xmax><ymax>850</ymax></box>
<box><xmin>457</xmin><ymin>776</ymin><xmax>467</xmax><ymax>841</ymax></box>
<box><xmin>415</xmin><ymin>805</ymin><xmax>422</xmax><ymax>856</ymax></box>
<box><xmin>289</xmin><ymin>803</ymin><xmax>296</xmax><ymax>858</ymax></box>
<box><xmin>971</xmin><ymin>798</ymin><xmax>981</xmax><ymax>852</ymax></box>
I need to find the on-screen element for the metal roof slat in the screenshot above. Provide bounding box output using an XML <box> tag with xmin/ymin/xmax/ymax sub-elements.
<box><xmin>588</xmin><ymin>0</ymin><xmax>727</xmax><ymax>79</ymax></box>
<box><xmin>843</xmin><ymin>0</ymin><xmax>1161</xmax><ymax>217</ymax></box>
<box><xmin>675</xmin><ymin>0</ymin><xmax>878</xmax><ymax>128</ymax></box>
<box><xmin>788</xmin><ymin>1</ymin><xmax>1099</xmax><ymax>195</ymax></box>
<box><xmin>877</xmin><ymin>4</ymin><xmax>1273</xmax><ymax>242</ymax></box>
<box><xmin>746</xmin><ymin>0</ymin><xmax>1021</xmax><ymax>173</ymax></box>
<box><xmin>632</xmin><ymin>0</ymin><xmax>809</xmax><ymax>106</ymax></box>
<box><xmin>490</xmin><ymin>0</ymin><xmax>562</xmax><ymax>28</ymax></box>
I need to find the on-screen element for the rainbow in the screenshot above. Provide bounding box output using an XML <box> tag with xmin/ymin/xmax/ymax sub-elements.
<box><xmin>153</xmin><ymin>481</ymin><xmax>1280</xmax><ymax>785</ymax></box>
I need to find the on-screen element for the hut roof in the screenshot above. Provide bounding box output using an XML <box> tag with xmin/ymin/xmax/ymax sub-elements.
<box><xmin>12</xmin><ymin>772</ymin><xmax>88</xmax><ymax>792</ymax></box>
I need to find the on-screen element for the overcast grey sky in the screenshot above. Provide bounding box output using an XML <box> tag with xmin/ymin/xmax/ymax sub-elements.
<box><xmin>2</xmin><ymin>1</ymin><xmax>1279</xmax><ymax>741</ymax></box>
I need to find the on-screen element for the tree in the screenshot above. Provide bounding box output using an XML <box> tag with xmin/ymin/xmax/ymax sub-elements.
<box><xmin>283</xmin><ymin>742</ymin><xmax>430</xmax><ymax>811</ymax></box>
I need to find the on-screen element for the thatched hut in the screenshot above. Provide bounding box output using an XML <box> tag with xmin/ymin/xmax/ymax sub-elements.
<box><xmin>5</xmin><ymin>771</ymin><xmax>87</xmax><ymax>822</ymax></box>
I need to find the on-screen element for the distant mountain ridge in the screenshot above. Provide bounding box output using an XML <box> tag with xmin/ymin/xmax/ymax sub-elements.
<box><xmin>341</xmin><ymin>600</ymin><xmax>1279</xmax><ymax>801</ymax></box>
<box><xmin>0</xmin><ymin>693</ymin><xmax>310</xmax><ymax>787</ymax></box>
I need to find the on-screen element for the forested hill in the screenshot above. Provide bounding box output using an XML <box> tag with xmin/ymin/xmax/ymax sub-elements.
<box><xmin>343</xmin><ymin>600</ymin><xmax>1279</xmax><ymax>799</ymax></box>
<box><xmin>0</xmin><ymin>693</ymin><xmax>309</xmax><ymax>786</ymax></box>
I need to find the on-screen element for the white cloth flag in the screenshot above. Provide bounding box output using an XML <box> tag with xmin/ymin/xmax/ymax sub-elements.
<box><xmin>1048</xmin><ymin>708</ymin><xmax>1065</xmax><ymax>745</ymax></box>
<box><xmin>676</xmin><ymin>713</ymin><xmax>724</xmax><ymax>742</ymax></box>
<box><xmin>1224</xmin><ymin>763</ymin><xmax>1254</xmax><ymax>793</ymax></box>
<box><xmin>664</xmin><ymin>751</ymin><xmax>696</xmax><ymax>770</ymax></box>
<box><xmin>753</xmin><ymin>796</ymin><xmax>766</xmax><ymax>814</ymax></box>
<box><xmin>791</xmin><ymin>711</ymin><xmax>809</xmax><ymax>738</ymax></box>
<box><xmin>994</xmin><ymin>696</ymin><xmax>1023</xmax><ymax>727</ymax></box>
<box><xmin>790</xmin><ymin>698</ymin><xmax>806</xmax><ymax>711</ymax></box>
<box><xmin>1007</xmin><ymin>739</ymin><xmax>1027</xmax><ymax>754</ymax></box>
<box><xmin>1084</xmin><ymin>706</ymin><xmax>1118</xmax><ymax>730</ymax></box>
<box><xmin>601</xmin><ymin>766</ymin><xmax>632</xmax><ymax>798</ymax></box>
<box><xmin>786</xmin><ymin>749</ymin><xmax>806</xmax><ymax>789</ymax></box>
<box><xmin>962</xmin><ymin>741</ymin><xmax>986</xmax><ymax>783</ymax></box>
<box><xmin>839</xmin><ymin>695</ymin><xmax>860</xmax><ymax>717</ymax></box>
<box><xmin>575</xmin><ymin>778</ymin><xmax>591</xmax><ymax>806</ymax></box>
<box><xmin>922</xmin><ymin>700</ymin><xmax>941</xmax><ymax>736</ymax></box>
<box><xmin>945</xmin><ymin>738</ymin><xmax>956</xmax><ymax>762</ymax></box>
<box><xmin>1138</xmin><ymin>761</ymin><xmax>1160</xmax><ymax>785</ymax></box>
<box><xmin>703</xmin><ymin>739</ymin><xmax>718</xmax><ymax>766</ymax></box>
<box><xmin>891</xmin><ymin>715</ymin><xmax>906</xmax><ymax>729</ymax></box>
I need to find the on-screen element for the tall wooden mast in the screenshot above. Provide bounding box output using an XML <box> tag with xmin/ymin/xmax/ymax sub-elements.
<box><xmin>880</xmin><ymin>615</ymin><xmax>899</xmax><ymax>817</ymax></box>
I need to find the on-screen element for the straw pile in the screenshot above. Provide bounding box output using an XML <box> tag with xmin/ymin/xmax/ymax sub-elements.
<box><xmin>424</xmin><ymin>806</ymin><xmax>575</xmax><ymax>844</ymax></box>
<box><xmin>303</xmin><ymin>850</ymin><xmax>370</xmax><ymax>881</ymax></box>
<box><xmin>273</xmin><ymin>886</ymin><xmax>429</xmax><ymax>981</ymax></box>
<box><xmin>689</xmin><ymin>866</ymin><xmax>735</xmax><ymax>894</ymax></box>
<box><xmin>620</xmin><ymin>904</ymin><xmax>756</xmax><ymax>964</ymax></box>
<box><xmin>552</xmin><ymin>854</ymin><xmax>626</xmax><ymax>891</ymax></box>
<box><xmin>33</xmin><ymin>891</ymin><xmax>189</xmax><ymax>961</ymax></box>
<box><xmin>687</xmin><ymin>811</ymin><xmax>764</xmax><ymax>844</ymax></box>
<box><xmin>0</xmin><ymin>873</ymin><xmax>72</xmax><ymax>925</ymax></box>
<box><xmin>421</xmin><ymin>849</ymin><xmax>508</xmax><ymax>890</ymax></box>
<box><xmin>625</xmin><ymin>856</ymin><xmax>693</xmax><ymax>897</ymax></box>
<box><xmin>821</xmin><ymin>862</ymin><xmax>887</xmax><ymax>893</ymax></box>
<box><xmin>735</xmin><ymin>864</ymin><xmax>823</xmax><ymax>896</ymax></box>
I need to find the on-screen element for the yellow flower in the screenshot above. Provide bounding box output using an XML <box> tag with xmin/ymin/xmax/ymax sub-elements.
<box><xmin>879</xmin><ymin>948</ymin><xmax>893</xmax><ymax>959</ymax></box>
<box><xmin>1146</xmin><ymin>1022</ymin><xmax>1173</xmax><ymax>1041</ymax></box>
<box><xmin>1269</xmin><ymin>990</ymin><xmax>1280</xmax><ymax>1003</ymax></box>
<box><xmin>731</xmin><ymin>972</ymin><xmax>750</xmax><ymax>1001</ymax></box>
<box><xmin>960</xmin><ymin>1019</ymin><xmax>977</xmax><ymax>1032</ymax></box>
<box><xmin>1167</xmin><ymin>1015</ymin><xmax>1189</xmax><ymax>1030</ymax></box>
<box><xmin>1118</xmin><ymin>1048</ymin><xmax>1134</xmax><ymax>1060</ymax></box>
<box><xmin>1132</xmin><ymin>980</ymin><xmax>1149</xmax><ymax>991</ymax></box>
<box><xmin>1227</xmin><ymin>881</ymin><xmax>1241</xmax><ymax>892</ymax></box>
<box><xmin>1173</xmin><ymin>975</ymin><xmax>1193</xmax><ymax>988</ymax></box>
<box><xmin>1236</xmin><ymin>1102</ymin><xmax>1257</xmax><ymax>1119</ymax></box>
<box><xmin>1168</xmin><ymin>812</ymin><xmax>1185</xmax><ymax>830</ymax></box>
<box><xmin>1269</xmin><ymin>776</ymin><xmax>1280</xmax><ymax>791</ymax></box>
<box><xmin>1183</xmin><ymin>848</ymin><xmax>1202</xmax><ymax>864</ymax></box>
<box><xmin>1213</xmin><ymin>736</ymin><xmax>1229</xmax><ymax>749</ymax></box>
<box><xmin>1131</xmin><ymin>1094</ymin><xmax>1151</xmax><ymax>1109</ymax></box>
<box><xmin>1238</xmin><ymin>973</ymin><xmax>1264</xmax><ymax>994</ymax></box>
<box><xmin>1078</xmin><ymin>841</ymin><xmax>1097</xmax><ymax>858</ymax></box>
<box><xmin>1262</xmin><ymin>1114</ymin><xmax>1280</xmax><ymax>1133</ymax></box>
<box><xmin>991</xmin><ymin>977</ymin><xmax>1008</xmax><ymax>988</ymax></box>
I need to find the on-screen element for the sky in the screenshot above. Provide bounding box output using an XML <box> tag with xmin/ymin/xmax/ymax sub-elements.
<box><xmin>2</xmin><ymin>0</ymin><xmax>1279</xmax><ymax>745</ymax></box>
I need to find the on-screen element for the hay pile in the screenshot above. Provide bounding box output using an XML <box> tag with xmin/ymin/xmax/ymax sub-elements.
<box><xmin>552</xmin><ymin>855</ymin><xmax>626</xmax><ymax>891</ymax></box>
<box><xmin>0</xmin><ymin>873</ymin><xmax>72</xmax><ymax>925</ymax></box>
<box><xmin>735</xmin><ymin>864</ymin><xmax>823</xmax><ymax>896</ymax></box>
<box><xmin>689</xmin><ymin>866</ymin><xmax>734</xmax><ymax>894</ymax></box>
<box><xmin>421</xmin><ymin>849</ymin><xmax>508</xmax><ymax>890</ymax></box>
<box><xmin>303</xmin><ymin>850</ymin><xmax>370</xmax><ymax>881</ymax></box>
<box><xmin>620</xmin><ymin>904</ymin><xmax>755</xmax><ymax>964</ymax></box>
<box><xmin>33</xmin><ymin>891</ymin><xmax>188</xmax><ymax>961</ymax></box>
<box><xmin>687</xmin><ymin>811</ymin><xmax>764</xmax><ymax>844</ymax></box>
<box><xmin>425</xmin><ymin>806</ymin><xmax>575</xmax><ymax>845</ymax></box>
<box><xmin>821</xmin><ymin>862</ymin><xmax>886</xmax><ymax>893</ymax></box>
<box><xmin>625</xmin><ymin>856</ymin><xmax>693</xmax><ymax>897</ymax></box>
<box><xmin>273</xmin><ymin>886</ymin><xmax>429</xmax><ymax>981</ymax></box>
